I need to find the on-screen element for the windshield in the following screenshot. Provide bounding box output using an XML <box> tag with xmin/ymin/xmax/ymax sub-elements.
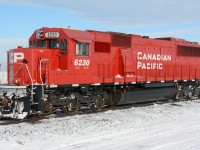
<box><xmin>37</xmin><ymin>39</ymin><xmax>60</xmax><ymax>49</ymax></box>
<box><xmin>49</xmin><ymin>40</ymin><xmax>59</xmax><ymax>49</ymax></box>
<box><xmin>38</xmin><ymin>40</ymin><xmax>46</xmax><ymax>48</ymax></box>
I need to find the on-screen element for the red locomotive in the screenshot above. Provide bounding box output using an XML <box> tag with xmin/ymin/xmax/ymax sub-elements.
<box><xmin>0</xmin><ymin>27</ymin><xmax>200</xmax><ymax>119</ymax></box>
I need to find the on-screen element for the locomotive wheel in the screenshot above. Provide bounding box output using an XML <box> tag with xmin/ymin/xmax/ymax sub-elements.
<box><xmin>44</xmin><ymin>102</ymin><xmax>54</xmax><ymax>113</ymax></box>
<box><xmin>174</xmin><ymin>84</ymin><xmax>184</xmax><ymax>101</ymax></box>
<box><xmin>90</xmin><ymin>103</ymin><xmax>99</xmax><ymax>112</ymax></box>
<box><xmin>186</xmin><ymin>92</ymin><xmax>193</xmax><ymax>100</ymax></box>
<box><xmin>90</xmin><ymin>96</ymin><xmax>104</xmax><ymax>112</ymax></box>
<box><xmin>175</xmin><ymin>90</ymin><xmax>183</xmax><ymax>101</ymax></box>
<box><xmin>62</xmin><ymin>102</ymin><xmax>76</xmax><ymax>114</ymax></box>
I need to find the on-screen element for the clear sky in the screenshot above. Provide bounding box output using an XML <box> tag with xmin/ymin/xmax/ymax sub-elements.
<box><xmin>0</xmin><ymin>0</ymin><xmax>200</xmax><ymax>70</ymax></box>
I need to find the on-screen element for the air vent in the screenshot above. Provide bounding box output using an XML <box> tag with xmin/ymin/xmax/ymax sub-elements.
<box><xmin>177</xmin><ymin>45</ymin><xmax>200</xmax><ymax>57</ymax></box>
<box><xmin>111</xmin><ymin>34</ymin><xmax>131</xmax><ymax>47</ymax></box>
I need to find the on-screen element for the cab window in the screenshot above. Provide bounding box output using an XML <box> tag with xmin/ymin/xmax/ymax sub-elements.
<box><xmin>38</xmin><ymin>40</ymin><xmax>46</xmax><ymax>48</ymax></box>
<box><xmin>76</xmin><ymin>42</ymin><xmax>89</xmax><ymax>56</ymax></box>
<box><xmin>60</xmin><ymin>39</ymin><xmax>67</xmax><ymax>52</ymax></box>
<box><xmin>29</xmin><ymin>40</ymin><xmax>35</xmax><ymax>48</ymax></box>
<box><xmin>49</xmin><ymin>40</ymin><xmax>59</xmax><ymax>49</ymax></box>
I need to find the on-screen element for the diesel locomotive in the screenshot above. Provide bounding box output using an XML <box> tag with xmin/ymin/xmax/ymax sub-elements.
<box><xmin>0</xmin><ymin>27</ymin><xmax>200</xmax><ymax>119</ymax></box>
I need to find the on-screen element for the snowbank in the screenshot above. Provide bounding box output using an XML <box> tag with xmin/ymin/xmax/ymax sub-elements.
<box><xmin>1</xmin><ymin>100</ymin><xmax>200</xmax><ymax>150</ymax></box>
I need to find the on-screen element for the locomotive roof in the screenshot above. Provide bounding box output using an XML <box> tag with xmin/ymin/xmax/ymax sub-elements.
<box><xmin>62</xmin><ymin>28</ymin><xmax>92</xmax><ymax>43</ymax></box>
<box><xmin>31</xmin><ymin>27</ymin><xmax>200</xmax><ymax>47</ymax></box>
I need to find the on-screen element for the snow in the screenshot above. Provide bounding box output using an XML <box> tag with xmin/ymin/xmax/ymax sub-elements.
<box><xmin>1</xmin><ymin>100</ymin><xmax>200</xmax><ymax>150</ymax></box>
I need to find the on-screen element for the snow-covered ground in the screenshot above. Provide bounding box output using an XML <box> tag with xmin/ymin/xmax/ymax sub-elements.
<box><xmin>1</xmin><ymin>100</ymin><xmax>200</xmax><ymax>150</ymax></box>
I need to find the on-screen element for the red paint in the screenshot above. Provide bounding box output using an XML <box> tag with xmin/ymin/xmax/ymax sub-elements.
<box><xmin>7</xmin><ymin>27</ymin><xmax>200</xmax><ymax>86</ymax></box>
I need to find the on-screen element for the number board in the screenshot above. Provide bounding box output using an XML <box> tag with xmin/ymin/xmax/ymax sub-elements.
<box><xmin>45</xmin><ymin>32</ymin><xmax>60</xmax><ymax>38</ymax></box>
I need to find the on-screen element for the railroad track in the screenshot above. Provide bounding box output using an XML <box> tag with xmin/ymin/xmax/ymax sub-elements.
<box><xmin>0</xmin><ymin>98</ymin><xmax>198</xmax><ymax>126</ymax></box>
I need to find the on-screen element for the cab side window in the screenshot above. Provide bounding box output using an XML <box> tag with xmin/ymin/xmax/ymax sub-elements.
<box><xmin>60</xmin><ymin>39</ymin><xmax>67</xmax><ymax>52</ymax></box>
<box><xmin>76</xmin><ymin>42</ymin><xmax>89</xmax><ymax>56</ymax></box>
<box><xmin>29</xmin><ymin>40</ymin><xmax>35</xmax><ymax>48</ymax></box>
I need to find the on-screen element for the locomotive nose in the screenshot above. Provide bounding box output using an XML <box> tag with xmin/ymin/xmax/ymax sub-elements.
<box><xmin>0</xmin><ymin>85</ymin><xmax>29</xmax><ymax>119</ymax></box>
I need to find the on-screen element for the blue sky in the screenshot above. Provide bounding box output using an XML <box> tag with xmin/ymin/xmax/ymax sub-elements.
<box><xmin>0</xmin><ymin>0</ymin><xmax>200</xmax><ymax>70</ymax></box>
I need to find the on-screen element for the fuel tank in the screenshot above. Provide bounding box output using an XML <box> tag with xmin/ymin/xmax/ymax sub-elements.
<box><xmin>113</xmin><ymin>83</ymin><xmax>176</xmax><ymax>105</ymax></box>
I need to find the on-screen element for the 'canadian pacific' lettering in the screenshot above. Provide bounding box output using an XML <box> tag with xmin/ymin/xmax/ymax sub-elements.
<box><xmin>137</xmin><ymin>52</ymin><xmax>172</xmax><ymax>70</ymax></box>
<box><xmin>137</xmin><ymin>52</ymin><xmax>172</xmax><ymax>61</ymax></box>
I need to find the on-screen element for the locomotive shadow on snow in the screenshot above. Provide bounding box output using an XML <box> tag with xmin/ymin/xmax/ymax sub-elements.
<box><xmin>0</xmin><ymin>115</ymin><xmax>43</xmax><ymax>125</ymax></box>
<box><xmin>0</xmin><ymin>118</ymin><xmax>25</xmax><ymax>125</ymax></box>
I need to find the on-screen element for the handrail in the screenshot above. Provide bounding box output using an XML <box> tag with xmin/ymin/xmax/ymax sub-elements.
<box><xmin>12</xmin><ymin>64</ymin><xmax>24</xmax><ymax>82</ymax></box>
<box><xmin>24</xmin><ymin>64</ymin><xmax>34</xmax><ymax>102</ymax></box>
<box><xmin>11</xmin><ymin>63</ymin><xmax>34</xmax><ymax>102</ymax></box>
<box><xmin>39</xmin><ymin>59</ymin><xmax>49</xmax><ymax>85</ymax></box>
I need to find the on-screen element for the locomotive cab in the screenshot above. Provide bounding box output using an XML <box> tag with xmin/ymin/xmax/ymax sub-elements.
<box><xmin>29</xmin><ymin>28</ymin><xmax>69</xmax><ymax>71</ymax></box>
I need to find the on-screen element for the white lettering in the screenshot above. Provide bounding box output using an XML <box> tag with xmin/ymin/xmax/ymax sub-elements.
<box><xmin>137</xmin><ymin>52</ymin><xmax>142</xmax><ymax>60</ymax></box>
<box><xmin>152</xmin><ymin>63</ymin><xmax>156</xmax><ymax>69</ymax></box>
<box><xmin>143</xmin><ymin>54</ymin><xmax>147</xmax><ymax>60</ymax></box>
<box><xmin>167</xmin><ymin>55</ymin><xmax>172</xmax><ymax>61</ymax></box>
<box><xmin>157</xmin><ymin>54</ymin><xmax>161</xmax><ymax>60</ymax></box>
<box><xmin>74</xmin><ymin>59</ymin><xmax>90</xmax><ymax>67</ymax></box>
<box><xmin>136</xmin><ymin>52</ymin><xmax>172</xmax><ymax>70</ymax></box>
<box><xmin>147</xmin><ymin>54</ymin><xmax>152</xmax><ymax>60</ymax></box>
<box><xmin>13</xmin><ymin>52</ymin><xmax>24</xmax><ymax>63</ymax></box>
<box><xmin>45</xmin><ymin>32</ymin><xmax>60</xmax><ymax>38</ymax></box>
<box><xmin>137</xmin><ymin>62</ymin><xmax>163</xmax><ymax>70</ymax></box>
<box><xmin>152</xmin><ymin>54</ymin><xmax>157</xmax><ymax>60</ymax></box>
<box><xmin>147</xmin><ymin>63</ymin><xmax>150</xmax><ymax>69</ymax></box>
<box><xmin>159</xmin><ymin>63</ymin><xmax>163</xmax><ymax>69</ymax></box>
<box><xmin>137</xmin><ymin>62</ymin><xmax>142</xmax><ymax>69</ymax></box>
<box><xmin>142</xmin><ymin>63</ymin><xmax>146</xmax><ymax>69</ymax></box>
<box><xmin>137</xmin><ymin>52</ymin><xmax>172</xmax><ymax>61</ymax></box>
